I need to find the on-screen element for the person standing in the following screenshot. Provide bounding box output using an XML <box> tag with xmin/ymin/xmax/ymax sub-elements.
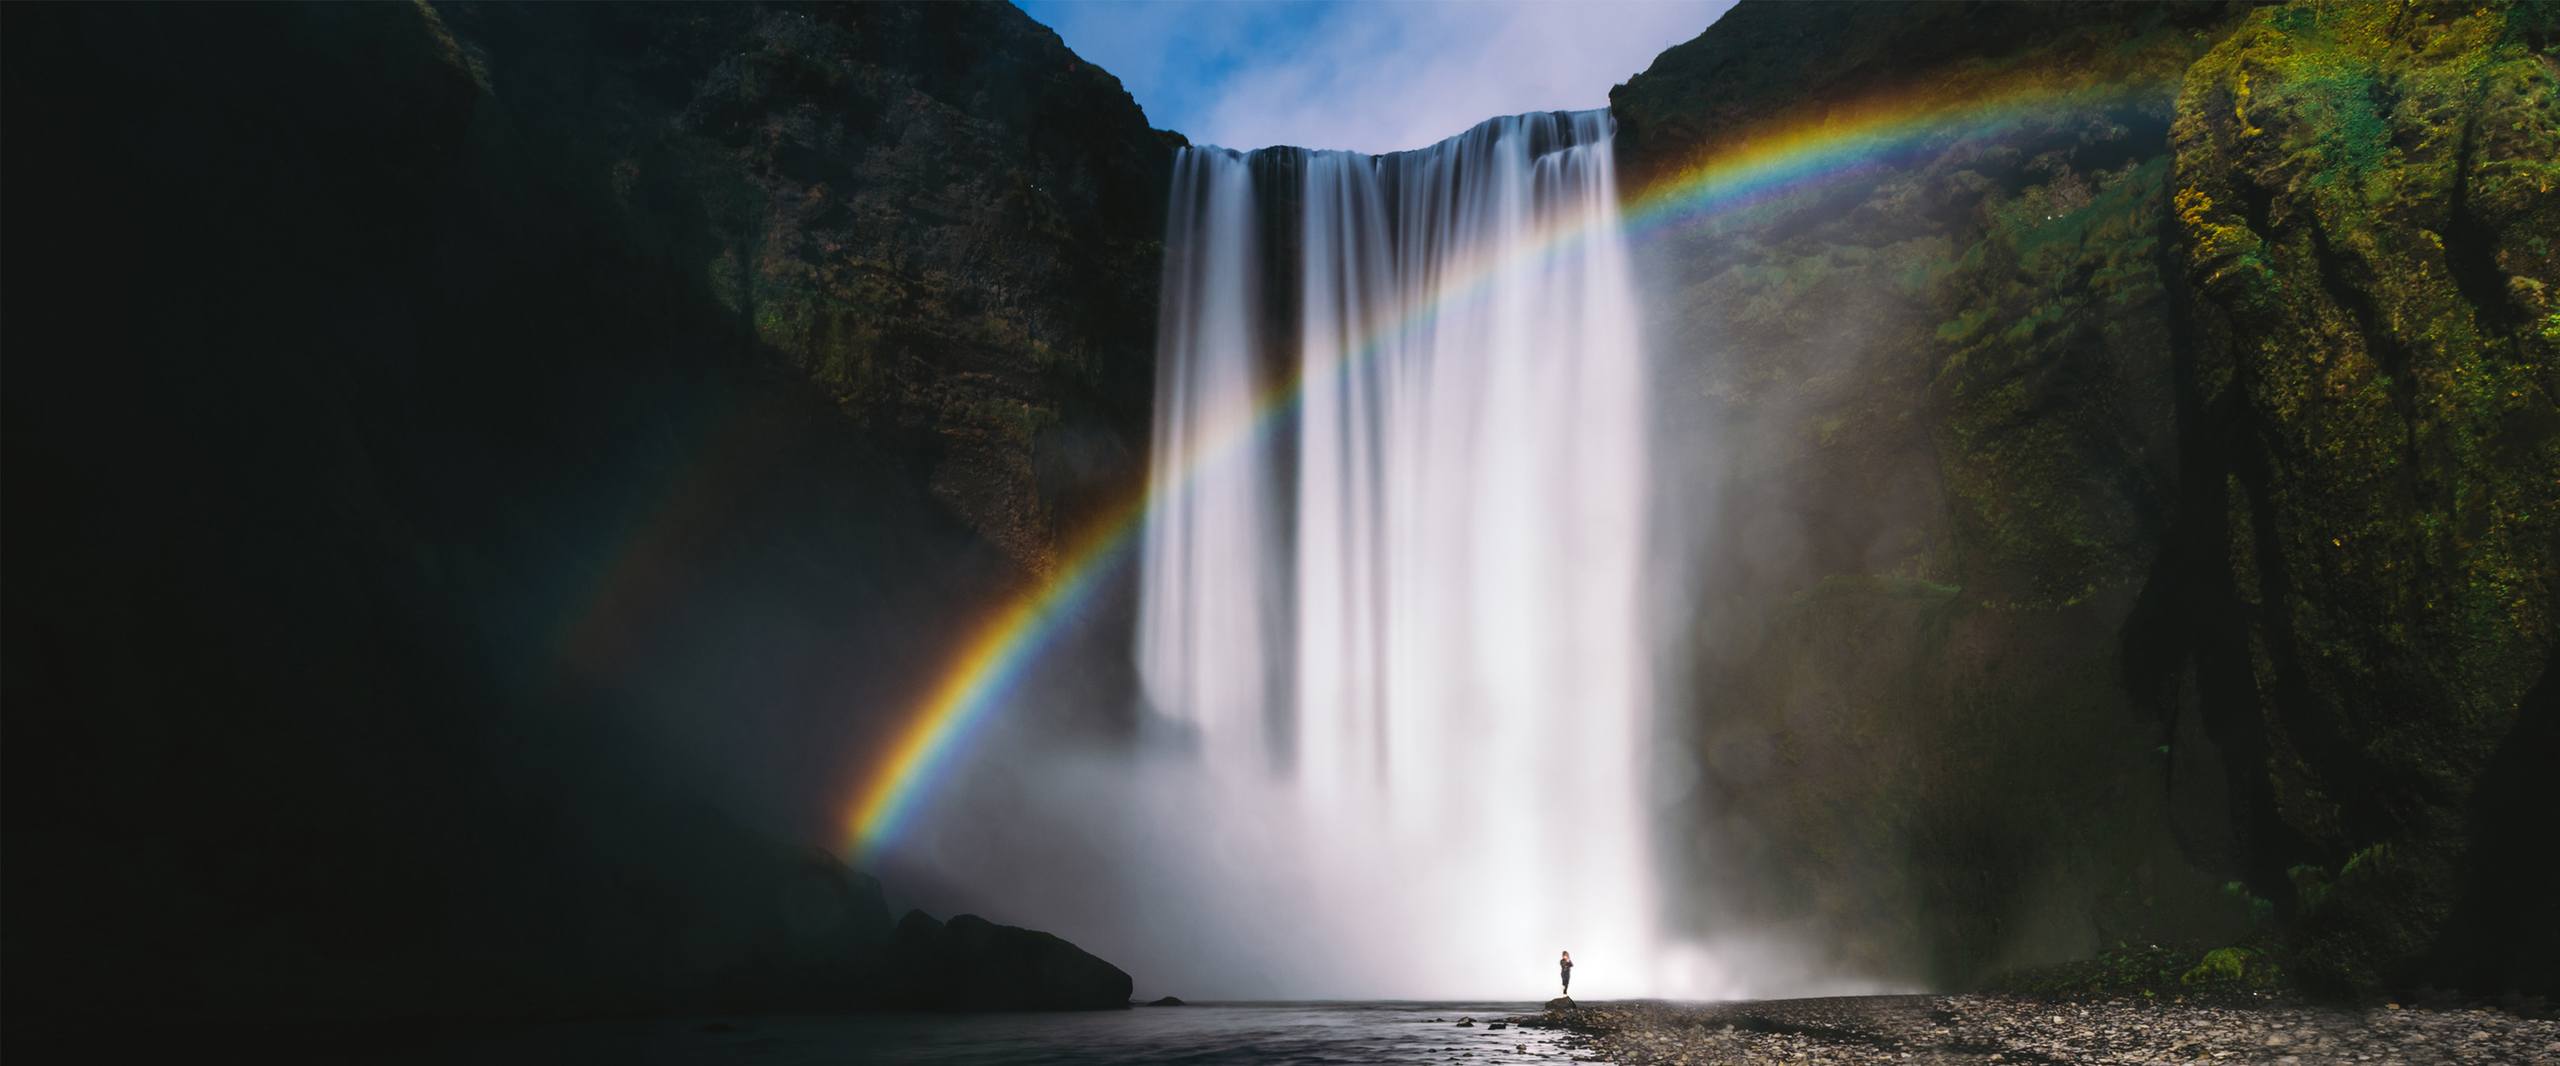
<box><xmin>1559</xmin><ymin>950</ymin><xmax>1573</xmax><ymax>996</ymax></box>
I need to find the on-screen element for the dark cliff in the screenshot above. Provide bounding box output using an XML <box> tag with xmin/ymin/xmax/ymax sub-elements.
<box><xmin>2167</xmin><ymin>0</ymin><xmax>2559</xmax><ymax>994</ymax></box>
<box><xmin>1614</xmin><ymin>0</ymin><xmax>2556</xmax><ymax>996</ymax></box>
<box><xmin>1</xmin><ymin>0</ymin><xmax>1167</xmax><ymax>1024</ymax></box>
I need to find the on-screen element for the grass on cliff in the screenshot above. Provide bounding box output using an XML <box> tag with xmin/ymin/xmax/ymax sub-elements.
<box><xmin>1987</xmin><ymin>938</ymin><xmax>2295</xmax><ymax>1003</ymax></box>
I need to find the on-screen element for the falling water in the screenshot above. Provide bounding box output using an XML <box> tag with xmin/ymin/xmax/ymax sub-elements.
<box><xmin>1138</xmin><ymin>148</ymin><xmax>1286</xmax><ymax>766</ymax></box>
<box><xmin>1138</xmin><ymin>111</ymin><xmax>1655</xmax><ymax>996</ymax></box>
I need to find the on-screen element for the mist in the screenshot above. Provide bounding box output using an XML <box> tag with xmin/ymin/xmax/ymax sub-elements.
<box><xmin>866</xmin><ymin>107</ymin><xmax>1888</xmax><ymax>1003</ymax></box>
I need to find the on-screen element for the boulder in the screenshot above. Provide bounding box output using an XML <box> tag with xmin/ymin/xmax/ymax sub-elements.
<box><xmin>884</xmin><ymin>910</ymin><xmax>1133</xmax><ymax>1010</ymax></box>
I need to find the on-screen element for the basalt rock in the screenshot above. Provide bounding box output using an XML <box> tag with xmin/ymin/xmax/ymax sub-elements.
<box><xmin>885</xmin><ymin>910</ymin><xmax>1134</xmax><ymax>1011</ymax></box>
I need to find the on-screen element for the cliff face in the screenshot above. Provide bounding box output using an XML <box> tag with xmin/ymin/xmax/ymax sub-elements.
<box><xmin>1615</xmin><ymin>0</ymin><xmax>2556</xmax><ymax>994</ymax></box>
<box><xmin>432</xmin><ymin>1</ymin><xmax>1177</xmax><ymax>572</ymax></box>
<box><xmin>1611</xmin><ymin>0</ymin><xmax>2246</xmax><ymax>987</ymax></box>
<box><xmin>1</xmin><ymin>0</ymin><xmax>1168</xmax><ymax>1023</ymax></box>
<box><xmin>2168</xmin><ymin>0</ymin><xmax>2560</xmax><ymax>993</ymax></box>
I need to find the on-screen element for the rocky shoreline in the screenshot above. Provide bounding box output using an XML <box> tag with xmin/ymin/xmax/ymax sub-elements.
<box><xmin>1511</xmin><ymin>995</ymin><xmax>2560</xmax><ymax>1065</ymax></box>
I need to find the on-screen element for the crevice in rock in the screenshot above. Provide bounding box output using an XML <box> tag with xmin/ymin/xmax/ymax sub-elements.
<box><xmin>2304</xmin><ymin>211</ymin><xmax>2426</xmax><ymax>509</ymax></box>
<box><xmin>2121</xmin><ymin>175</ymin><xmax>2292</xmax><ymax>889</ymax></box>
<box><xmin>2234</xmin><ymin>177</ymin><xmax>2273</xmax><ymax>242</ymax></box>
<box><xmin>2229</xmin><ymin>432</ymin><xmax>2383</xmax><ymax>893</ymax></box>
<box><xmin>2443</xmin><ymin>103</ymin><xmax>2526</xmax><ymax>335</ymax></box>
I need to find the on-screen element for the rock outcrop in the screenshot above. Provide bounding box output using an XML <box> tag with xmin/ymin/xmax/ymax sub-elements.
<box><xmin>887</xmin><ymin>911</ymin><xmax>1134</xmax><ymax>1010</ymax></box>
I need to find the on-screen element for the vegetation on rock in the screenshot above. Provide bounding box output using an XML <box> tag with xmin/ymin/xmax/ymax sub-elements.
<box><xmin>1618</xmin><ymin>0</ymin><xmax>2555</xmax><ymax>996</ymax></box>
<box><xmin>433</xmin><ymin>2</ymin><xmax>1178</xmax><ymax>574</ymax></box>
<box><xmin>2169</xmin><ymin>0</ymin><xmax>2559</xmax><ymax>994</ymax></box>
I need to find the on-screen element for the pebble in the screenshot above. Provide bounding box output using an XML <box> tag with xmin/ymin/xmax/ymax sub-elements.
<box><xmin>1503</xmin><ymin>993</ymin><xmax>2560</xmax><ymax>1064</ymax></box>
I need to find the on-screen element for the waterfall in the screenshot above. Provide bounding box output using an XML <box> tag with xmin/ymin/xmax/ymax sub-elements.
<box><xmin>1138</xmin><ymin>148</ymin><xmax>1285</xmax><ymax>765</ymax></box>
<box><xmin>1138</xmin><ymin>111</ymin><xmax>1656</xmax><ymax>996</ymax></box>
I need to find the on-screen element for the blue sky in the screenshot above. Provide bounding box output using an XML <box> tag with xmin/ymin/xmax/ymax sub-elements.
<box><xmin>1012</xmin><ymin>0</ymin><xmax>1736</xmax><ymax>154</ymax></box>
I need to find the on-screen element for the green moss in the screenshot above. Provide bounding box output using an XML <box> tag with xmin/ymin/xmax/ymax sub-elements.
<box><xmin>2181</xmin><ymin>945</ymin><xmax>2284</xmax><ymax>989</ymax></box>
<box><xmin>1797</xmin><ymin>573</ymin><xmax>1965</xmax><ymax>602</ymax></box>
<box><xmin>2222</xmin><ymin>879</ymin><xmax>2278</xmax><ymax>927</ymax></box>
<box><xmin>2170</xmin><ymin>0</ymin><xmax>2560</xmax><ymax>994</ymax></box>
<box><xmin>1991</xmin><ymin>938</ymin><xmax>2291</xmax><ymax>1001</ymax></box>
<box><xmin>2287</xmin><ymin>863</ymin><xmax>2335</xmax><ymax>914</ymax></box>
<box><xmin>1929</xmin><ymin>155</ymin><xmax>2178</xmax><ymax>605</ymax></box>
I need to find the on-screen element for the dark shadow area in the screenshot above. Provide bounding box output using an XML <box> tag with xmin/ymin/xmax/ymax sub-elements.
<box><xmin>2435</xmin><ymin>655</ymin><xmax>2560</xmax><ymax>1000</ymax></box>
<box><xmin>2</xmin><ymin>1</ymin><xmax>1155</xmax><ymax>1032</ymax></box>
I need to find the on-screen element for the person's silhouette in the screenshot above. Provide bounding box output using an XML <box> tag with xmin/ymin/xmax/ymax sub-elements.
<box><xmin>1559</xmin><ymin>950</ymin><xmax>1573</xmax><ymax>996</ymax></box>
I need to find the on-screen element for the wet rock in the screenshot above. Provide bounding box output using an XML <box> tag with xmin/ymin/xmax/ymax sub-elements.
<box><xmin>1515</xmin><ymin>992</ymin><xmax>2560</xmax><ymax>1065</ymax></box>
<box><xmin>1456</xmin><ymin>1016</ymin><xmax>1476</xmax><ymax>1027</ymax></box>
<box><xmin>1148</xmin><ymin>996</ymin><xmax>1187</xmax><ymax>1006</ymax></box>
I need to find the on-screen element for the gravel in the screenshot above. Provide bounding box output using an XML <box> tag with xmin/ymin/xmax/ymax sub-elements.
<box><xmin>1510</xmin><ymin>994</ymin><xmax>2560</xmax><ymax>1064</ymax></box>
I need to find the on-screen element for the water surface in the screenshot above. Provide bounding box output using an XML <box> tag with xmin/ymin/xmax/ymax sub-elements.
<box><xmin>382</xmin><ymin>1001</ymin><xmax>1584</xmax><ymax>1065</ymax></box>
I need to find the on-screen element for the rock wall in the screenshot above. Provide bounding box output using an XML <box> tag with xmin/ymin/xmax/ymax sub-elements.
<box><xmin>1</xmin><ymin>0</ymin><xmax>1166</xmax><ymax>1023</ymax></box>
<box><xmin>2167</xmin><ymin>0</ymin><xmax>2560</xmax><ymax>994</ymax></box>
<box><xmin>1614</xmin><ymin>0</ymin><xmax>2556</xmax><ymax>994</ymax></box>
<box><xmin>429</xmin><ymin>1</ymin><xmax>1177</xmax><ymax>573</ymax></box>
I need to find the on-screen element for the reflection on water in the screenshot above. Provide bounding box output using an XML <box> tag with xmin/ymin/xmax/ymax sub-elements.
<box><xmin>375</xmin><ymin>1002</ymin><xmax>1589</xmax><ymax>1065</ymax></box>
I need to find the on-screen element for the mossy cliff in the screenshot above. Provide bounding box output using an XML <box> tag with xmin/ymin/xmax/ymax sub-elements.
<box><xmin>2168</xmin><ymin>0</ymin><xmax>2559</xmax><ymax>993</ymax></box>
<box><xmin>1613</xmin><ymin>0</ymin><xmax>2555</xmax><ymax>995</ymax></box>
<box><xmin>432</xmin><ymin>1</ymin><xmax>1178</xmax><ymax>573</ymax></box>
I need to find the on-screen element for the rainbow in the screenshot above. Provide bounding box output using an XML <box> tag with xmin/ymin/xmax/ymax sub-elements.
<box><xmin>841</xmin><ymin>70</ymin><xmax>2171</xmax><ymax>861</ymax></box>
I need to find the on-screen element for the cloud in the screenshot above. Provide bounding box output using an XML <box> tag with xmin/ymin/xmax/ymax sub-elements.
<box><xmin>1015</xmin><ymin>0</ymin><xmax>1734</xmax><ymax>154</ymax></box>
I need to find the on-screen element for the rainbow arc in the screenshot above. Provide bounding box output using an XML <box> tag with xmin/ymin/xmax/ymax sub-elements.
<box><xmin>840</xmin><ymin>72</ymin><xmax>2169</xmax><ymax>860</ymax></box>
